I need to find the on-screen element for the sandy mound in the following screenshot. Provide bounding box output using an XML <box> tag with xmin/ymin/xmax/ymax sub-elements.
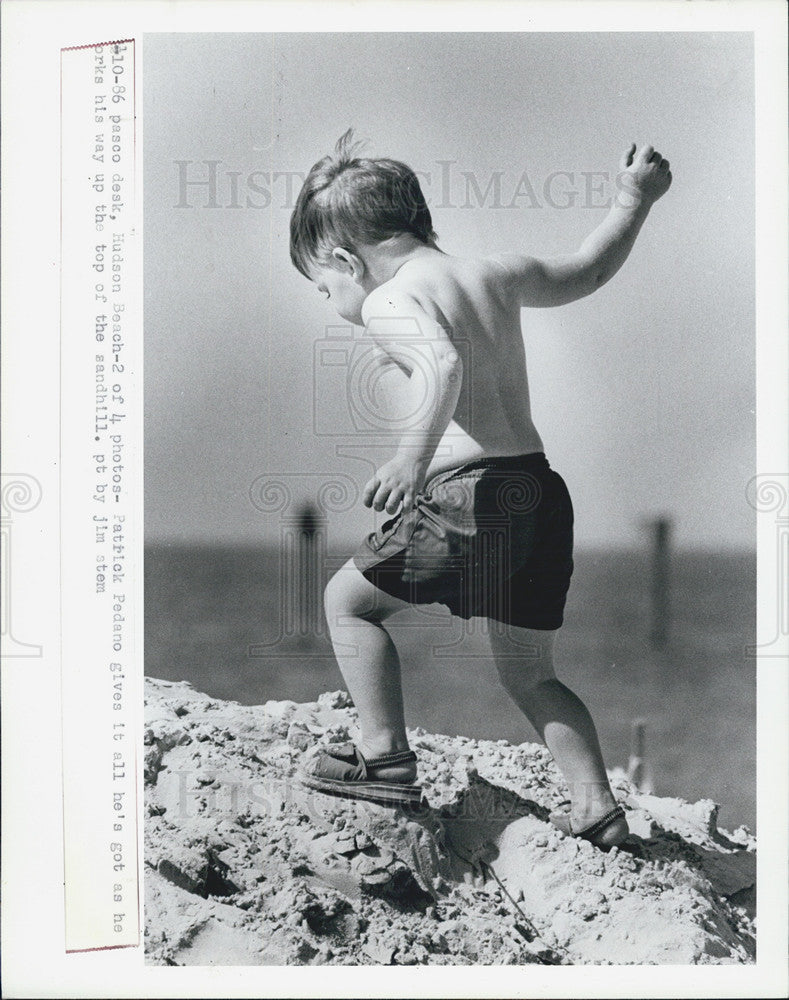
<box><xmin>144</xmin><ymin>677</ymin><xmax>755</xmax><ymax>966</ymax></box>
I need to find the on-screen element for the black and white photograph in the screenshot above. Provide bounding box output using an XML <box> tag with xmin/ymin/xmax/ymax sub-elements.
<box><xmin>2</xmin><ymin>1</ymin><xmax>788</xmax><ymax>996</ymax></box>
<box><xmin>143</xmin><ymin>29</ymin><xmax>758</xmax><ymax>967</ymax></box>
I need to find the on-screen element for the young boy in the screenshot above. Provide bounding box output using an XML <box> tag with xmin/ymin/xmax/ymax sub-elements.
<box><xmin>290</xmin><ymin>131</ymin><xmax>671</xmax><ymax>848</ymax></box>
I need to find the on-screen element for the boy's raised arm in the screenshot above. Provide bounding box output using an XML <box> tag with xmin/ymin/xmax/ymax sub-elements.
<box><xmin>505</xmin><ymin>143</ymin><xmax>672</xmax><ymax>308</ymax></box>
<box><xmin>360</xmin><ymin>290</ymin><xmax>463</xmax><ymax>513</ymax></box>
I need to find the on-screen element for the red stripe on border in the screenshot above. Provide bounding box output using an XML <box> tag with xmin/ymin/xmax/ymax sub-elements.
<box><xmin>61</xmin><ymin>38</ymin><xmax>135</xmax><ymax>52</ymax></box>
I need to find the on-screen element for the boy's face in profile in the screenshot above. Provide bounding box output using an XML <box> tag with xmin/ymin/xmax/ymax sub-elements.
<box><xmin>309</xmin><ymin>258</ymin><xmax>368</xmax><ymax>325</ymax></box>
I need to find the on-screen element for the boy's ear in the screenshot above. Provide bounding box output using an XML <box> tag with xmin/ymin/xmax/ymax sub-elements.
<box><xmin>332</xmin><ymin>247</ymin><xmax>366</xmax><ymax>283</ymax></box>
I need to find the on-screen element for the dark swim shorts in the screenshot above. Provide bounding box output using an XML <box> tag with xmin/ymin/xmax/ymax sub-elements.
<box><xmin>352</xmin><ymin>452</ymin><xmax>574</xmax><ymax>629</ymax></box>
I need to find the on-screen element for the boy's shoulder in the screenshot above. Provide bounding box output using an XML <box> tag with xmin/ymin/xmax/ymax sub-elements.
<box><xmin>363</xmin><ymin>254</ymin><xmax>510</xmax><ymax>319</ymax></box>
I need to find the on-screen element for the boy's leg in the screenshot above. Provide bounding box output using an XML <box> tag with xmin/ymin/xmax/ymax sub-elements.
<box><xmin>323</xmin><ymin>558</ymin><xmax>416</xmax><ymax>781</ymax></box>
<box><xmin>488</xmin><ymin>622</ymin><xmax>627</xmax><ymax>846</ymax></box>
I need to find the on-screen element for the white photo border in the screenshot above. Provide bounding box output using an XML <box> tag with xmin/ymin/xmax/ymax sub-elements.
<box><xmin>1</xmin><ymin>1</ymin><xmax>787</xmax><ymax>997</ymax></box>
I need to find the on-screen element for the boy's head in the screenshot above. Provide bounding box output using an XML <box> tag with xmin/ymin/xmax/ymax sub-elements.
<box><xmin>289</xmin><ymin>129</ymin><xmax>437</xmax><ymax>286</ymax></box>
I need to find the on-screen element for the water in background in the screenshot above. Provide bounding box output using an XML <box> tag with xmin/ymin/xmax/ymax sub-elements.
<box><xmin>145</xmin><ymin>544</ymin><xmax>756</xmax><ymax>831</ymax></box>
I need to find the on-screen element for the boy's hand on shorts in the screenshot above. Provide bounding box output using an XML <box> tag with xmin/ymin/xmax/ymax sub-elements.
<box><xmin>363</xmin><ymin>454</ymin><xmax>429</xmax><ymax>514</ymax></box>
<box><xmin>618</xmin><ymin>143</ymin><xmax>672</xmax><ymax>207</ymax></box>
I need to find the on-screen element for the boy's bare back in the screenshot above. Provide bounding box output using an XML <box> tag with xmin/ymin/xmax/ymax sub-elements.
<box><xmin>364</xmin><ymin>252</ymin><xmax>545</xmax><ymax>480</ymax></box>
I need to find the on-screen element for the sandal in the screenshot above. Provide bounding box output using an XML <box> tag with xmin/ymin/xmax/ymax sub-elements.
<box><xmin>298</xmin><ymin>742</ymin><xmax>423</xmax><ymax>806</ymax></box>
<box><xmin>549</xmin><ymin>804</ymin><xmax>627</xmax><ymax>849</ymax></box>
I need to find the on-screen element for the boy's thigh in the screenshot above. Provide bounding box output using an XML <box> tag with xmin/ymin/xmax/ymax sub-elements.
<box><xmin>324</xmin><ymin>558</ymin><xmax>411</xmax><ymax>625</ymax></box>
<box><xmin>488</xmin><ymin>622</ymin><xmax>558</xmax><ymax>684</ymax></box>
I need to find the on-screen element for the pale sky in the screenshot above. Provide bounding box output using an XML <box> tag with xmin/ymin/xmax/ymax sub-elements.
<box><xmin>144</xmin><ymin>32</ymin><xmax>754</xmax><ymax>550</ymax></box>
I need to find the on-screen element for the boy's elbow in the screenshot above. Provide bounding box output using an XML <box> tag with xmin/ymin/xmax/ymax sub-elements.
<box><xmin>554</xmin><ymin>255</ymin><xmax>604</xmax><ymax>305</ymax></box>
<box><xmin>439</xmin><ymin>346</ymin><xmax>463</xmax><ymax>382</ymax></box>
<box><xmin>572</xmin><ymin>266</ymin><xmax>608</xmax><ymax>302</ymax></box>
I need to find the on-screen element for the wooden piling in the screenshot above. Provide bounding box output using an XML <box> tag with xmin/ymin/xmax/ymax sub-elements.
<box><xmin>295</xmin><ymin>502</ymin><xmax>324</xmax><ymax>639</ymax></box>
<box><xmin>649</xmin><ymin>516</ymin><xmax>672</xmax><ymax>649</ymax></box>
<box><xmin>627</xmin><ymin>718</ymin><xmax>654</xmax><ymax>793</ymax></box>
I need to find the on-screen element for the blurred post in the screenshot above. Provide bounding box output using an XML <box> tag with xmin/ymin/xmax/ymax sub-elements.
<box><xmin>649</xmin><ymin>516</ymin><xmax>672</xmax><ymax>649</ymax></box>
<box><xmin>627</xmin><ymin>718</ymin><xmax>654</xmax><ymax>793</ymax></box>
<box><xmin>295</xmin><ymin>502</ymin><xmax>325</xmax><ymax>640</ymax></box>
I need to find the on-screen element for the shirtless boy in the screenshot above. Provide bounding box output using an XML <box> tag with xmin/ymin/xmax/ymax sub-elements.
<box><xmin>289</xmin><ymin>132</ymin><xmax>671</xmax><ymax>848</ymax></box>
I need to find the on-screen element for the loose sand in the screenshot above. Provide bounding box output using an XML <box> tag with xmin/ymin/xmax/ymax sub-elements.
<box><xmin>144</xmin><ymin>677</ymin><xmax>755</xmax><ymax>966</ymax></box>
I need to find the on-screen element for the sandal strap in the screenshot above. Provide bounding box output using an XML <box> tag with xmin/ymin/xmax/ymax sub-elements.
<box><xmin>362</xmin><ymin>749</ymin><xmax>417</xmax><ymax>769</ymax></box>
<box><xmin>578</xmin><ymin>804</ymin><xmax>626</xmax><ymax>841</ymax></box>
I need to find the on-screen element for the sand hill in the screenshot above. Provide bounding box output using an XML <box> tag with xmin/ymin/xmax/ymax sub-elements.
<box><xmin>144</xmin><ymin>677</ymin><xmax>755</xmax><ymax>966</ymax></box>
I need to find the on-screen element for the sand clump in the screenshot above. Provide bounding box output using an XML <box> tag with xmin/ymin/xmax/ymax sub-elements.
<box><xmin>144</xmin><ymin>677</ymin><xmax>755</xmax><ymax>966</ymax></box>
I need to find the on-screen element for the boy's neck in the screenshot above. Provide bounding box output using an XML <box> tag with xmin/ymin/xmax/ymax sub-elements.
<box><xmin>362</xmin><ymin>235</ymin><xmax>442</xmax><ymax>290</ymax></box>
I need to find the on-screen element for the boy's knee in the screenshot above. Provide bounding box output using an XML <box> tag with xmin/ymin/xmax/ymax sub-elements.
<box><xmin>492</xmin><ymin>632</ymin><xmax>557</xmax><ymax>692</ymax></box>
<box><xmin>323</xmin><ymin>573</ymin><xmax>349</xmax><ymax>625</ymax></box>
<box><xmin>496</xmin><ymin>659</ymin><xmax>555</xmax><ymax>693</ymax></box>
<box><xmin>323</xmin><ymin>569</ymin><xmax>376</xmax><ymax>626</ymax></box>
